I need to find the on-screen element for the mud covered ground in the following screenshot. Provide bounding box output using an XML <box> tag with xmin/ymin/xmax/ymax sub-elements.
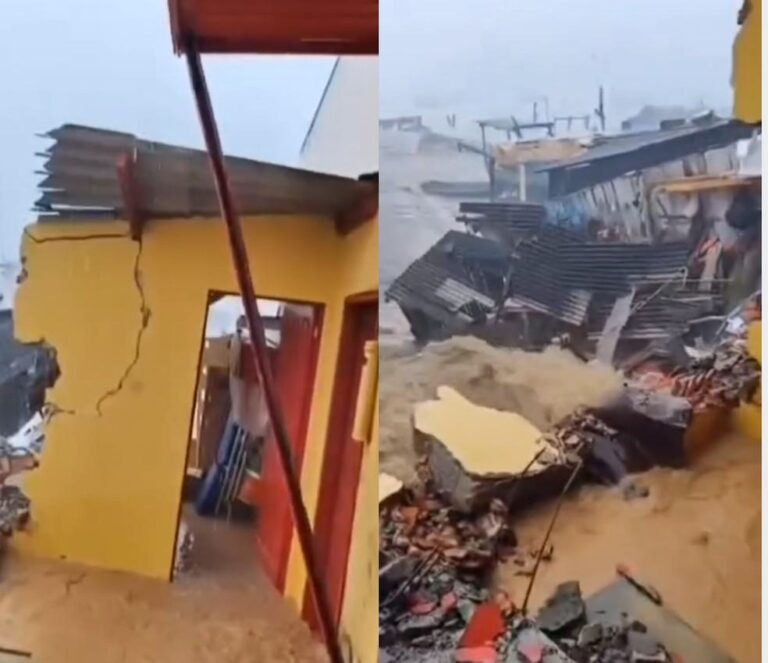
<box><xmin>0</xmin><ymin>510</ymin><xmax>326</xmax><ymax>663</ymax></box>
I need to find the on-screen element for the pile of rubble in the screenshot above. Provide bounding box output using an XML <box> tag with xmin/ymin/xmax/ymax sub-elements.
<box><xmin>633</xmin><ymin>339</ymin><xmax>760</xmax><ymax>411</ymax></box>
<box><xmin>379</xmin><ymin>473</ymin><xmax>690</xmax><ymax>663</ymax></box>
<box><xmin>381</xmin><ymin>467</ymin><xmax>516</xmax><ymax>576</ymax></box>
<box><xmin>380</xmin><ymin>460</ymin><xmax>734</xmax><ymax>662</ymax></box>
<box><xmin>386</xmin><ymin>168</ymin><xmax>759</xmax><ymax>356</ymax></box>
<box><xmin>0</xmin><ymin>485</ymin><xmax>30</xmax><ymax>539</ymax></box>
<box><xmin>380</xmin><ymin>330</ymin><xmax>754</xmax><ymax>660</ymax></box>
<box><xmin>0</xmin><ymin>413</ymin><xmax>45</xmax><ymax>550</ymax></box>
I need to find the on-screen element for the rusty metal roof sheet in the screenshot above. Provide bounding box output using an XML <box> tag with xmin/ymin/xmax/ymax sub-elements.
<box><xmin>168</xmin><ymin>0</ymin><xmax>378</xmax><ymax>55</ymax></box>
<box><xmin>34</xmin><ymin>124</ymin><xmax>372</xmax><ymax>222</ymax></box>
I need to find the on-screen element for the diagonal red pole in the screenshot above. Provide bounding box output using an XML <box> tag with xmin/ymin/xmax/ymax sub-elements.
<box><xmin>184</xmin><ymin>39</ymin><xmax>345</xmax><ymax>663</ymax></box>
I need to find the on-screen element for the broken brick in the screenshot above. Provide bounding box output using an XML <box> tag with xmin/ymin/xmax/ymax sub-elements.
<box><xmin>458</xmin><ymin>601</ymin><xmax>506</xmax><ymax>649</ymax></box>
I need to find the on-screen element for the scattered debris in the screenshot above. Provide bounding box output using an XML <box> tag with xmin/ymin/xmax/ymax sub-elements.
<box><xmin>616</xmin><ymin>565</ymin><xmax>663</xmax><ymax>606</ymax></box>
<box><xmin>0</xmin><ymin>411</ymin><xmax>48</xmax><ymax>550</ymax></box>
<box><xmin>536</xmin><ymin>581</ymin><xmax>585</xmax><ymax>634</ymax></box>
<box><xmin>173</xmin><ymin>518</ymin><xmax>195</xmax><ymax>576</ymax></box>
<box><xmin>0</xmin><ymin>485</ymin><xmax>30</xmax><ymax>538</ymax></box>
<box><xmin>633</xmin><ymin>340</ymin><xmax>760</xmax><ymax>412</ymax></box>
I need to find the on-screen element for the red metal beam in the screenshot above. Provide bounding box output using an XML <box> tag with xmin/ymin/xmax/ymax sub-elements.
<box><xmin>117</xmin><ymin>149</ymin><xmax>145</xmax><ymax>240</ymax></box>
<box><xmin>168</xmin><ymin>0</ymin><xmax>378</xmax><ymax>56</ymax></box>
<box><xmin>183</xmin><ymin>40</ymin><xmax>345</xmax><ymax>663</ymax></box>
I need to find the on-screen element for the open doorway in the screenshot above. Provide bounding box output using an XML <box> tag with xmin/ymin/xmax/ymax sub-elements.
<box><xmin>174</xmin><ymin>291</ymin><xmax>322</xmax><ymax>584</ymax></box>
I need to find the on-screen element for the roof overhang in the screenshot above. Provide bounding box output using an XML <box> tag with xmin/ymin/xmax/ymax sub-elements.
<box><xmin>168</xmin><ymin>0</ymin><xmax>378</xmax><ymax>55</ymax></box>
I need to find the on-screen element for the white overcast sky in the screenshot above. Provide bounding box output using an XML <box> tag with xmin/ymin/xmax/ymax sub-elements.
<box><xmin>0</xmin><ymin>2</ymin><xmax>335</xmax><ymax>261</ymax></box>
<box><xmin>381</xmin><ymin>0</ymin><xmax>740</xmax><ymax>124</ymax></box>
<box><xmin>0</xmin><ymin>1</ymin><xmax>742</xmax><ymax>261</ymax></box>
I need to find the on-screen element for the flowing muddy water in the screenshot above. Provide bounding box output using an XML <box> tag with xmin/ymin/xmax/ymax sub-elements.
<box><xmin>0</xmin><ymin>510</ymin><xmax>326</xmax><ymax>663</ymax></box>
<box><xmin>500</xmin><ymin>433</ymin><xmax>760</xmax><ymax>663</ymax></box>
<box><xmin>380</xmin><ymin>339</ymin><xmax>761</xmax><ymax>663</ymax></box>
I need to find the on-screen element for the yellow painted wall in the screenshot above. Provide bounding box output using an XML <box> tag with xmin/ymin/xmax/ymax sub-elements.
<box><xmin>733</xmin><ymin>320</ymin><xmax>762</xmax><ymax>441</ymax></box>
<box><xmin>733</xmin><ymin>0</ymin><xmax>761</xmax><ymax>124</ymax></box>
<box><xmin>13</xmin><ymin>214</ymin><xmax>365</xmax><ymax>580</ymax></box>
<box><xmin>280</xmin><ymin>216</ymin><xmax>379</xmax><ymax>662</ymax></box>
<box><xmin>339</xmin><ymin>385</ymin><xmax>379</xmax><ymax>663</ymax></box>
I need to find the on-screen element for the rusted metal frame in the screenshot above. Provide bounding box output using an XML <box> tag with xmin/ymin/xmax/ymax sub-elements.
<box><xmin>183</xmin><ymin>39</ymin><xmax>345</xmax><ymax>663</ymax></box>
<box><xmin>117</xmin><ymin>149</ymin><xmax>145</xmax><ymax>240</ymax></box>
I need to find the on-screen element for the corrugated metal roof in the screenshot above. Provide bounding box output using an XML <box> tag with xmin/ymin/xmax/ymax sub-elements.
<box><xmin>542</xmin><ymin>121</ymin><xmax>746</xmax><ymax>171</ymax></box>
<box><xmin>34</xmin><ymin>124</ymin><xmax>372</xmax><ymax>222</ymax></box>
<box><xmin>542</xmin><ymin>120</ymin><xmax>755</xmax><ymax>197</ymax></box>
<box><xmin>511</xmin><ymin>228</ymin><xmax>593</xmax><ymax>325</ymax></box>
<box><xmin>587</xmin><ymin>289</ymin><xmax>721</xmax><ymax>341</ymax></box>
<box><xmin>457</xmin><ymin>202</ymin><xmax>546</xmax><ymax>247</ymax></box>
<box><xmin>509</xmin><ymin>226</ymin><xmax>691</xmax><ymax>326</ymax></box>
<box><xmin>386</xmin><ymin>231</ymin><xmax>511</xmax><ymax>325</ymax></box>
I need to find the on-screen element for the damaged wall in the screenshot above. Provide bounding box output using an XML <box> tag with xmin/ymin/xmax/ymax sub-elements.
<box><xmin>13</xmin><ymin>214</ymin><xmax>373</xmax><ymax>581</ymax></box>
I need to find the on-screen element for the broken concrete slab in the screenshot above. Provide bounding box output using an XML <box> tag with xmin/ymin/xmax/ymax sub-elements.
<box><xmin>413</xmin><ymin>387</ymin><xmax>571</xmax><ymax>512</ymax></box>
<box><xmin>414</xmin><ymin>386</ymin><xmax>546</xmax><ymax>477</ymax></box>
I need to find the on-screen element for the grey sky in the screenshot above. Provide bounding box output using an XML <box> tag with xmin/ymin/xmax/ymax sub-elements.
<box><xmin>0</xmin><ymin>1</ymin><xmax>334</xmax><ymax>261</ymax></box>
<box><xmin>381</xmin><ymin>0</ymin><xmax>740</xmax><ymax>125</ymax></box>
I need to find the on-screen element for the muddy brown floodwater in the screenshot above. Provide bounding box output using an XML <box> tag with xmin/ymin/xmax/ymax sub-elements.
<box><xmin>0</xmin><ymin>508</ymin><xmax>327</xmax><ymax>663</ymax></box>
<box><xmin>380</xmin><ymin>338</ymin><xmax>761</xmax><ymax>663</ymax></box>
<box><xmin>499</xmin><ymin>433</ymin><xmax>760</xmax><ymax>663</ymax></box>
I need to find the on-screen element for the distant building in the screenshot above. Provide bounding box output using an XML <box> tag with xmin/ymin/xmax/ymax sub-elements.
<box><xmin>620</xmin><ymin>104</ymin><xmax>712</xmax><ymax>132</ymax></box>
<box><xmin>300</xmin><ymin>57</ymin><xmax>378</xmax><ymax>178</ymax></box>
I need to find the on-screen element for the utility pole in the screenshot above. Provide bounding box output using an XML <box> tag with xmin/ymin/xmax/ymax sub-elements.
<box><xmin>595</xmin><ymin>85</ymin><xmax>606</xmax><ymax>132</ymax></box>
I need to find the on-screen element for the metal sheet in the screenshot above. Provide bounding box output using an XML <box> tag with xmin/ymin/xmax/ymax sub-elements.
<box><xmin>34</xmin><ymin>124</ymin><xmax>372</xmax><ymax>222</ymax></box>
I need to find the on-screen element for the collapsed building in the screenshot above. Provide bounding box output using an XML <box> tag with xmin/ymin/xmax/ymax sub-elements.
<box><xmin>381</xmin><ymin>82</ymin><xmax>760</xmax><ymax>663</ymax></box>
<box><xmin>385</xmin><ymin>117</ymin><xmax>761</xmax><ymax>364</ymax></box>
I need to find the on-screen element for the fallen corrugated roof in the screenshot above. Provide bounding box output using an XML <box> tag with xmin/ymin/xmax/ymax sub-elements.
<box><xmin>510</xmin><ymin>226</ymin><xmax>691</xmax><ymax>326</ymax></box>
<box><xmin>511</xmin><ymin>227</ymin><xmax>593</xmax><ymax>325</ymax></box>
<box><xmin>34</xmin><ymin>124</ymin><xmax>373</xmax><ymax>222</ymax></box>
<box><xmin>457</xmin><ymin>202</ymin><xmax>547</xmax><ymax>248</ymax></box>
<box><xmin>587</xmin><ymin>289</ymin><xmax>721</xmax><ymax>341</ymax></box>
<box><xmin>543</xmin><ymin>120</ymin><xmax>754</xmax><ymax>196</ymax></box>
<box><xmin>386</xmin><ymin>231</ymin><xmax>511</xmax><ymax>326</ymax></box>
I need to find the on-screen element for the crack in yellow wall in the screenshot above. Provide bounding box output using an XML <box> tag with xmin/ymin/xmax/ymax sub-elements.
<box><xmin>13</xmin><ymin>216</ymin><xmax>374</xmax><ymax>585</ymax></box>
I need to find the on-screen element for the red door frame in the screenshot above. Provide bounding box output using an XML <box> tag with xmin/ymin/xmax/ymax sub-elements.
<box><xmin>254</xmin><ymin>304</ymin><xmax>324</xmax><ymax>591</ymax></box>
<box><xmin>303</xmin><ymin>292</ymin><xmax>378</xmax><ymax>631</ymax></box>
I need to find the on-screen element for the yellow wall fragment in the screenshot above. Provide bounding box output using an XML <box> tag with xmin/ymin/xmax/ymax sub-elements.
<box><xmin>413</xmin><ymin>385</ymin><xmax>544</xmax><ymax>476</ymax></box>
<box><xmin>379</xmin><ymin>473</ymin><xmax>403</xmax><ymax>503</ymax></box>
